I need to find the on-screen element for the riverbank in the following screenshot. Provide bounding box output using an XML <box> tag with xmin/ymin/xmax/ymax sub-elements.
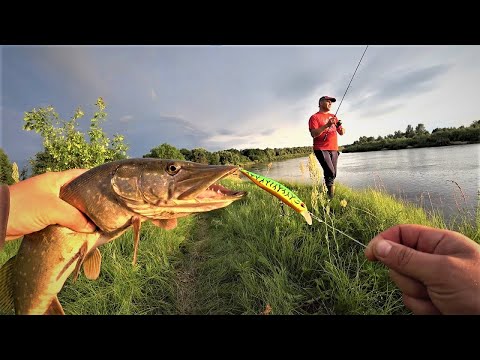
<box><xmin>244</xmin><ymin>145</ymin><xmax>479</xmax><ymax>227</ymax></box>
<box><xmin>239</xmin><ymin>152</ymin><xmax>312</xmax><ymax>167</ymax></box>
<box><xmin>2</xmin><ymin>178</ymin><xmax>476</xmax><ymax>315</ymax></box>
<box><xmin>341</xmin><ymin>139</ymin><xmax>479</xmax><ymax>153</ymax></box>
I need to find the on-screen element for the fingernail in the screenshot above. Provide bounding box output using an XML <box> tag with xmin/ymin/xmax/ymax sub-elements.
<box><xmin>375</xmin><ymin>240</ymin><xmax>392</xmax><ymax>257</ymax></box>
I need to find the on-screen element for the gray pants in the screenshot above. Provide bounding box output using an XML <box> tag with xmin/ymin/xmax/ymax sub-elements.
<box><xmin>314</xmin><ymin>150</ymin><xmax>339</xmax><ymax>187</ymax></box>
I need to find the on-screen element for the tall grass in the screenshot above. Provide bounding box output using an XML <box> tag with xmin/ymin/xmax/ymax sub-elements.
<box><xmin>0</xmin><ymin>218</ymin><xmax>199</xmax><ymax>315</ymax></box>
<box><xmin>190</xmin><ymin>177</ymin><xmax>454</xmax><ymax>315</ymax></box>
<box><xmin>59</xmin><ymin>218</ymin><xmax>199</xmax><ymax>315</ymax></box>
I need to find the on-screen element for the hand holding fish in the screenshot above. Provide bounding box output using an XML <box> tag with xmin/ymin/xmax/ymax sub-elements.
<box><xmin>365</xmin><ymin>224</ymin><xmax>480</xmax><ymax>315</ymax></box>
<box><xmin>0</xmin><ymin>159</ymin><xmax>245</xmax><ymax>314</ymax></box>
<box><xmin>5</xmin><ymin>169</ymin><xmax>97</xmax><ymax>240</ymax></box>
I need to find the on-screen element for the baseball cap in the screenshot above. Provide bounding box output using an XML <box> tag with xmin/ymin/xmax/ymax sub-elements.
<box><xmin>319</xmin><ymin>96</ymin><xmax>336</xmax><ymax>103</ymax></box>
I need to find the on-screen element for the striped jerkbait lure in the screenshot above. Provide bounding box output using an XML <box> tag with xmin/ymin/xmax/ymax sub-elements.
<box><xmin>239</xmin><ymin>168</ymin><xmax>312</xmax><ymax>225</ymax></box>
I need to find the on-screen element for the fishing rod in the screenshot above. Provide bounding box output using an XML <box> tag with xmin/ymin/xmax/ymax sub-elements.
<box><xmin>323</xmin><ymin>45</ymin><xmax>369</xmax><ymax>141</ymax></box>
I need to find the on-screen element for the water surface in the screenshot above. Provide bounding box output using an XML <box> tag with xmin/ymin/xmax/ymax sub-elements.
<box><xmin>246</xmin><ymin>144</ymin><xmax>479</xmax><ymax>223</ymax></box>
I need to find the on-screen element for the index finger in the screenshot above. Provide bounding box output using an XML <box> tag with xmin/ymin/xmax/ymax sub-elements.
<box><xmin>57</xmin><ymin>169</ymin><xmax>90</xmax><ymax>184</ymax></box>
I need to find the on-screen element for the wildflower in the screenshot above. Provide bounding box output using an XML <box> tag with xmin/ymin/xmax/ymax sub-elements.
<box><xmin>340</xmin><ymin>199</ymin><xmax>348</xmax><ymax>208</ymax></box>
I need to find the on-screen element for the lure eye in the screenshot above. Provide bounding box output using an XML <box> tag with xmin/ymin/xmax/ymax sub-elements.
<box><xmin>166</xmin><ymin>163</ymin><xmax>180</xmax><ymax>175</ymax></box>
<box><xmin>300</xmin><ymin>203</ymin><xmax>306</xmax><ymax>208</ymax></box>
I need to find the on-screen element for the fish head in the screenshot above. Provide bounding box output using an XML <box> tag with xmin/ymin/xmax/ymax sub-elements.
<box><xmin>111</xmin><ymin>159</ymin><xmax>247</xmax><ymax>219</ymax></box>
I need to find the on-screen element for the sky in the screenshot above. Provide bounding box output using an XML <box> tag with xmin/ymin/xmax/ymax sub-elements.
<box><xmin>1</xmin><ymin>45</ymin><xmax>479</xmax><ymax>166</ymax></box>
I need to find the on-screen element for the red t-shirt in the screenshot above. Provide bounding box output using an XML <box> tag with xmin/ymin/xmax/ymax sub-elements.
<box><xmin>308</xmin><ymin>112</ymin><xmax>343</xmax><ymax>151</ymax></box>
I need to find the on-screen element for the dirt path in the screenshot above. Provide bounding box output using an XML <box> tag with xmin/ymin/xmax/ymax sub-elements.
<box><xmin>174</xmin><ymin>215</ymin><xmax>210</xmax><ymax>314</ymax></box>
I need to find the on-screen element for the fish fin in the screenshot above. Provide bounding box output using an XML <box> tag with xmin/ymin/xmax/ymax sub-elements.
<box><xmin>72</xmin><ymin>242</ymin><xmax>89</xmax><ymax>283</ymax></box>
<box><xmin>0</xmin><ymin>256</ymin><xmax>16</xmax><ymax>314</ymax></box>
<box><xmin>44</xmin><ymin>296</ymin><xmax>65</xmax><ymax>315</ymax></box>
<box><xmin>132</xmin><ymin>216</ymin><xmax>141</xmax><ymax>266</ymax></box>
<box><xmin>83</xmin><ymin>248</ymin><xmax>102</xmax><ymax>280</ymax></box>
<box><xmin>151</xmin><ymin>219</ymin><xmax>178</xmax><ymax>230</ymax></box>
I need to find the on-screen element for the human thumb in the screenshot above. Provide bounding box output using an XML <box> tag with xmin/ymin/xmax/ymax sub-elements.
<box><xmin>368</xmin><ymin>238</ymin><xmax>440</xmax><ymax>283</ymax></box>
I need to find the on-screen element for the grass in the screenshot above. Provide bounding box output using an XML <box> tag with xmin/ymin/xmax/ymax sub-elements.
<box><xmin>0</xmin><ymin>166</ymin><xmax>478</xmax><ymax>315</ymax></box>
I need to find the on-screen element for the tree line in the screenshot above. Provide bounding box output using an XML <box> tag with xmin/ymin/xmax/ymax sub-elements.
<box><xmin>142</xmin><ymin>143</ymin><xmax>312</xmax><ymax>166</ymax></box>
<box><xmin>0</xmin><ymin>98</ymin><xmax>311</xmax><ymax>183</ymax></box>
<box><xmin>342</xmin><ymin>121</ymin><xmax>480</xmax><ymax>153</ymax></box>
<box><xmin>2</xmin><ymin>99</ymin><xmax>478</xmax><ymax>184</ymax></box>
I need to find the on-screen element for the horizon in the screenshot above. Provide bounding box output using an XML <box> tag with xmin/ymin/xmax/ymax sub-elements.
<box><xmin>2</xmin><ymin>45</ymin><xmax>479</xmax><ymax>165</ymax></box>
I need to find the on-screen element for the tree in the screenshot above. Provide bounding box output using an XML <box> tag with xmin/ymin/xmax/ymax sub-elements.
<box><xmin>393</xmin><ymin>130</ymin><xmax>404</xmax><ymax>139</ymax></box>
<box><xmin>264</xmin><ymin>148</ymin><xmax>275</xmax><ymax>160</ymax></box>
<box><xmin>405</xmin><ymin>124</ymin><xmax>415</xmax><ymax>138</ymax></box>
<box><xmin>180</xmin><ymin>148</ymin><xmax>192</xmax><ymax>161</ymax></box>
<box><xmin>143</xmin><ymin>143</ymin><xmax>185</xmax><ymax>160</ymax></box>
<box><xmin>0</xmin><ymin>148</ymin><xmax>14</xmax><ymax>185</ymax></box>
<box><xmin>415</xmin><ymin>123</ymin><xmax>429</xmax><ymax>136</ymax></box>
<box><xmin>23</xmin><ymin>97</ymin><xmax>128</xmax><ymax>174</ymax></box>
<box><xmin>190</xmin><ymin>148</ymin><xmax>210</xmax><ymax>164</ymax></box>
<box><xmin>19</xmin><ymin>165</ymin><xmax>29</xmax><ymax>181</ymax></box>
<box><xmin>208</xmin><ymin>152</ymin><xmax>220</xmax><ymax>165</ymax></box>
<box><xmin>471</xmin><ymin>120</ymin><xmax>480</xmax><ymax>128</ymax></box>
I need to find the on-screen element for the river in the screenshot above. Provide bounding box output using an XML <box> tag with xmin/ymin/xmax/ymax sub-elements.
<box><xmin>245</xmin><ymin>144</ymin><xmax>479</xmax><ymax>224</ymax></box>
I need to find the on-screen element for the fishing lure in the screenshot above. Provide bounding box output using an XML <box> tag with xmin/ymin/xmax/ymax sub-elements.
<box><xmin>239</xmin><ymin>168</ymin><xmax>312</xmax><ymax>225</ymax></box>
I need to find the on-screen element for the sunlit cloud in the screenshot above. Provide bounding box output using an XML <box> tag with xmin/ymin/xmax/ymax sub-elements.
<box><xmin>151</xmin><ymin>88</ymin><xmax>157</xmax><ymax>100</ymax></box>
<box><xmin>2</xmin><ymin>45</ymin><xmax>478</xmax><ymax>163</ymax></box>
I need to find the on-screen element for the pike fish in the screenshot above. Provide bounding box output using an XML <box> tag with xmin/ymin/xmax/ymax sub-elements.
<box><xmin>0</xmin><ymin>158</ymin><xmax>246</xmax><ymax>315</ymax></box>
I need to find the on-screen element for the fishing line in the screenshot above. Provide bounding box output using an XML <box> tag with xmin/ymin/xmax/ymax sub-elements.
<box><xmin>323</xmin><ymin>45</ymin><xmax>369</xmax><ymax>141</ymax></box>
<box><xmin>334</xmin><ymin>45</ymin><xmax>369</xmax><ymax>118</ymax></box>
<box><xmin>308</xmin><ymin>211</ymin><xmax>367</xmax><ymax>248</ymax></box>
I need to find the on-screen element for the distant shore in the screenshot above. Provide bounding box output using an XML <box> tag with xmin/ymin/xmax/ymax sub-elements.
<box><xmin>340</xmin><ymin>140</ymin><xmax>479</xmax><ymax>153</ymax></box>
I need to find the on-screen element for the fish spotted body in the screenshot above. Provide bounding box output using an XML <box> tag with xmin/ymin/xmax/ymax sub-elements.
<box><xmin>239</xmin><ymin>168</ymin><xmax>312</xmax><ymax>225</ymax></box>
<box><xmin>0</xmin><ymin>158</ymin><xmax>246</xmax><ymax>315</ymax></box>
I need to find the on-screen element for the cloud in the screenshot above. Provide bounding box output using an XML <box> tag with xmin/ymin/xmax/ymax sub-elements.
<box><xmin>355</xmin><ymin>104</ymin><xmax>403</xmax><ymax>118</ymax></box>
<box><xmin>347</xmin><ymin>64</ymin><xmax>452</xmax><ymax>117</ymax></box>
<box><xmin>151</xmin><ymin>88</ymin><xmax>157</xmax><ymax>100</ymax></box>
<box><xmin>378</xmin><ymin>64</ymin><xmax>451</xmax><ymax>99</ymax></box>
<box><xmin>273</xmin><ymin>69</ymin><xmax>328</xmax><ymax>102</ymax></box>
<box><xmin>2</xmin><ymin>45</ymin><xmax>478</xmax><ymax>164</ymax></box>
<box><xmin>119</xmin><ymin>115</ymin><xmax>134</xmax><ymax>123</ymax></box>
<box><xmin>113</xmin><ymin>115</ymin><xmax>211</xmax><ymax>156</ymax></box>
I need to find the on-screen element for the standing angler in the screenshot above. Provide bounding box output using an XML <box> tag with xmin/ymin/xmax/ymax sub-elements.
<box><xmin>308</xmin><ymin>95</ymin><xmax>345</xmax><ymax>199</ymax></box>
<box><xmin>0</xmin><ymin>158</ymin><xmax>246</xmax><ymax>315</ymax></box>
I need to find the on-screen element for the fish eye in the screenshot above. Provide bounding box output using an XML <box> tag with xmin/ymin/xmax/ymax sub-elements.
<box><xmin>166</xmin><ymin>163</ymin><xmax>180</xmax><ymax>175</ymax></box>
<box><xmin>301</xmin><ymin>203</ymin><xmax>306</xmax><ymax>208</ymax></box>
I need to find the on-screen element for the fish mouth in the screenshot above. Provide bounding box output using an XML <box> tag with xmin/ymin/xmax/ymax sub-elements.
<box><xmin>175</xmin><ymin>167</ymin><xmax>246</xmax><ymax>207</ymax></box>
<box><xmin>132</xmin><ymin>165</ymin><xmax>247</xmax><ymax>218</ymax></box>
<box><xmin>197</xmin><ymin>176</ymin><xmax>246</xmax><ymax>201</ymax></box>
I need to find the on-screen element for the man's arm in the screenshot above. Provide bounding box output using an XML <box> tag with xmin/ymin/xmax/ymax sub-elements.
<box><xmin>310</xmin><ymin>124</ymin><xmax>329</xmax><ymax>138</ymax></box>
<box><xmin>310</xmin><ymin>118</ymin><xmax>335</xmax><ymax>138</ymax></box>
